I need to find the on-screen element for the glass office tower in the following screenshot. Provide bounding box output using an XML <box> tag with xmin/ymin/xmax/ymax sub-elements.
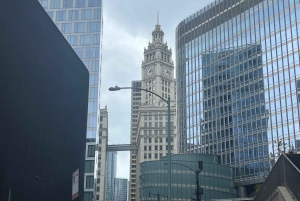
<box><xmin>176</xmin><ymin>0</ymin><xmax>300</xmax><ymax>189</ymax></box>
<box><xmin>38</xmin><ymin>0</ymin><xmax>102</xmax><ymax>200</ymax></box>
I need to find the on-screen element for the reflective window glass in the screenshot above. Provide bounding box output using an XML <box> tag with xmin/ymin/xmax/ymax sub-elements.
<box><xmin>68</xmin><ymin>10</ymin><xmax>78</xmax><ymax>20</ymax></box>
<box><xmin>87</xmin><ymin>22</ymin><xmax>100</xmax><ymax>32</ymax></box>
<box><xmin>74</xmin><ymin>22</ymin><xmax>85</xmax><ymax>32</ymax></box>
<box><xmin>50</xmin><ymin>0</ymin><xmax>60</xmax><ymax>8</ymax></box>
<box><xmin>88</xmin><ymin>0</ymin><xmax>101</xmax><ymax>7</ymax></box>
<box><xmin>94</xmin><ymin>9</ymin><xmax>101</xmax><ymax>19</ymax></box>
<box><xmin>63</xmin><ymin>0</ymin><xmax>73</xmax><ymax>8</ymax></box>
<box><xmin>61</xmin><ymin>23</ymin><xmax>72</xmax><ymax>33</ymax></box>
<box><xmin>93</xmin><ymin>34</ymin><xmax>100</xmax><ymax>45</ymax></box>
<box><xmin>80</xmin><ymin>34</ymin><xmax>90</xmax><ymax>45</ymax></box>
<box><xmin>82</xmin><ymin>9</ymin><xmax>92</xmax><ymax>20</ymax></box>
<box><xmin>67</xmin><ymin>35</ymin><xmax>77</xmax><ymax>45</ymax></box>
<box><xmin>75</xmin><ymin>0</ymin><xmax>85</xmax><ymax>7</ymax></box>
<box><xmin>56</xmin><ymin>11</ymin><xmax>66</xmax><ymax>21</ymax></box>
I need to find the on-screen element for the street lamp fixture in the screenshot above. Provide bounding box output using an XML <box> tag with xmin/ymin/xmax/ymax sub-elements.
<box><xmin>8</xmin><ymin>176</ymin><xmax>41</xmax><ymax>201</ymax></box>
<box><xmin>109</xmin><ymin>85</ymin><xmax>172</xmax><ymax>200</ymax></box>
<box><xmin>164</xmin><ymin>162</ymin><xmax>203</xmax><ymax>201</ymax></box>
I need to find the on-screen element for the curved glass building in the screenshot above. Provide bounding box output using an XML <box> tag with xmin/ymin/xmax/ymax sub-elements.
<box><xmin>139</xmin><ymin>154</ymin><xmax>237</xmax><ymax>201</ymax></box>
<box><xmin>176</xmin><ymin>0</ymin><xmax>300</xmax><ymax>191</ymax></box>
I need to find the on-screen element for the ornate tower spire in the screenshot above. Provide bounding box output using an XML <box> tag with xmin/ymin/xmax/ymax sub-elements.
<box><xmin>157</xmin><ymin>11</ymin><xmax>159</xmax><ymax>25</ymax></box>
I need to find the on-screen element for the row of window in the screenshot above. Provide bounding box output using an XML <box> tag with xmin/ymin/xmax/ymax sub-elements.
<box><xmin>40</xmin><ymin>0</ymin><xmax>101</xmax><ymax>9</ymax></box>
<box><xmin>66</xmin><ymin>34</ymin><xmax>100</xmax><ymax>45</ymax></box>
<box><xmin>73</xmin><ymin>47</ymin><xmax>99</xmax><ymax>59</ymax></box>
<box><xmin>143</xmin><ymin>137</ymin><xmax>174</xmax><ymax>143</ymax></box>
<box><xmin>144</xmin><ymin>145</ymin><xmax>174</xmax><ymax>151</ymax></box>
<box><xmin>144</xmin><ymin>114</ymin><xmax>174</xmax><ymax>120</ymax></box>
<box><xmin>143</xmin><ymin>152</ymin><xmax>173</xmax><ymax>159</ymax></box>
<box><xmin>143</xmin><ymin>122</ymin><xmax>174</xmax><ymax>127</ymax></box>
<box><xmin>143</xmin><ymin>130</ymin><xmax>174</xmax><ymax>135</ymax></box>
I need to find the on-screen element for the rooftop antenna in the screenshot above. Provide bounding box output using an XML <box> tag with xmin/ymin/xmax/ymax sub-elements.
<box><xmin>157</xmin><ymin>11</ymin><xmax>159</xmax><ymax>25</ymax></box>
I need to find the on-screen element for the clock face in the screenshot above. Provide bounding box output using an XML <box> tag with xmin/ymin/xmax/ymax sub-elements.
<box><xmin>146</xmin><ymin>66</ymin><xmax>154</xmax><ymax>77</ymax></box>
<box><xmin>162</xmin><ymin>66</ymin><xmax>171</xmax><ymax>77</ymax></box>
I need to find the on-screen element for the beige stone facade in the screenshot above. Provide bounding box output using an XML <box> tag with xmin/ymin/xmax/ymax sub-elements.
<box><xmin>128</xmin><ymin>23</ymin><xmax>177</xmax><ymax>201</ymax></box>
<box><xmin>96</xmin><ymin>106</ymin><xmax>108</xmax><ymax>201</ymax></box>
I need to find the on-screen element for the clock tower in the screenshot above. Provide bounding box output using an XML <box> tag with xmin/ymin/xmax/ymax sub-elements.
<box><xmin>141</xmin><ymin>23</ymin><xmax>175</xmax><ymax>105</ymax></box>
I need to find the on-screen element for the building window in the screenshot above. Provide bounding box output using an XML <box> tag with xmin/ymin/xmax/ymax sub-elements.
<box><xmin>85</xmin><ymin>160</ymin><xmax>94</xmax><ymax>173</ymax></box>
<box><xmin>87</xmin><ymin>145</ymin><xmax>95</xmax><ymax>157</ymax></box>
<box><xmin>148</xmin><ymin>130</ymin><xmax>152</xmax><ymax>135</ymax></box>
<box><xmin>144</xmin><ymin>123</ymin><xmax>147</xmax><ymax>127</ymax></box>
<box><xmin>63</xmin><ymin>0</ymin><xmax>73</xmax><ymax>8</ymax></box>
<box><xmin>144</xmin><ymin>146</ymin><xmax>147</xmax><ymax>151</ymax></box>
<box><xmin>86</xmin><ymin>176</ymin><xmax>94</xmax><ymax>188</ymax></box>
<box><xmin>148</xmin><ymin>154</ymin><xmax>152</xmax><ymax>158</ymax></box>
<box><xmin>56</xmin><ymin>11</ymin><xmax>66</xmax><ymax>21</ymax></box>
<box><xmin>155</xmin><ymin>138</ymin><xmax>158</xmax><ymax>143</ymax></box>
<box><xmin>68</xmin><ymin>10</ymin><xmax>78</xmax><ymax>20</ymax></box>
<box><xmin>74</xmin><ymin>22</ymin><xmax>85</xmax><ymax>33</ymax></box>
<box><xmin>149</xmin><ymin>146</ymin><xmax>152</xmax><ymax>150</ymax></box>
<box><xmin>155</xmin><ymin>153</ymin><xmax>158</xmax><ymax>158</ymax></box>
<box><xmin>144</xmin><ymin>154</ymin><xmax>147</xmax><ymax>159</ymax></box>
<box><xmin>82</xmin><ymin>9</ymin><xmax>92</xmax><ymax>19</ymax></box>
<box><xmin>160</xmin><ymin>145</ymin><xmax>163</xmax><ymax>150</ymax></box>
<box><xmin>149</xmin><ymin>122</ymin><xmax>152</xmax><ymax>127</ymax></box>
<box><xmin>155</xmin><ymin>130</ymin><xmax>158</xmax><ymax>135</ymax></box>
<box><xmin>61</xmin><ymin>23</ymin><xmax>72</xmax><ymax>33</ymax></box>
<box><xmin>149</xmin><ymin>138</ymin><xmax>152</xmax><ymax>143</ymax></box>
<box><xmin>155</xmin><ymin>145</ymin><xmax>158</xmax><ymax>150</ymax></box>
<box><xmin>88</xmin><ymin>0</ymin><xmax>101</xmax><ymax>7</ymax></box>
<box><xmin>144</xmin><ymin>130</ymin><xmax>147</xmax><ymax>135</ymax></box>
<box><xmin>50</xmin><ymin>0</ymin><xmax>60</xmax><ymax>8</ymax></box>
<box><xmin>75</xmin><ymin>0</ymin><xmax>85</xmax><ymax>7</ymax></box>
<box><xmin>159</xmin><ymin>138</ymin><xmax>163</xmax><ymax>142</ymax></box>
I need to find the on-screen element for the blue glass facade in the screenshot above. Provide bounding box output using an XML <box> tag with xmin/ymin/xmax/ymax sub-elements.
<box><xmin>176</xmin><ymin>0</ymin><xmax>300</xmax><ymax>185</ymax></box>
<box><xmin>38</xmin><ymin>0</ymin><xmax>102</xmax><ymax>199</ymax></box>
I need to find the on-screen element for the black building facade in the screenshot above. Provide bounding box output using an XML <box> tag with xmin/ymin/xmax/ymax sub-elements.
<box><xmin>0</xmin><ymin>0</ymin><xmax>88</xmax><ymax>200</ymax></box>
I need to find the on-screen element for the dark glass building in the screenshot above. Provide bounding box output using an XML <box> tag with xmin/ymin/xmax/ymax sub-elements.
<box><xmin>139</xmin><ymin>154</ymin><xmax>237</xmax><ymax>201</ymax></box>
<box><xmin>0</xmin><ymin>0</ymin><xmax>88</xmax><ymax>200</ymax></box>
<box><xmin>176</xmin><ymin>0</ymin><xmax>300</xmax><ymax>193</ymax></box>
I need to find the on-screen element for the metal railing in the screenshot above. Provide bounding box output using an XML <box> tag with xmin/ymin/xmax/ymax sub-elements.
<box><xmin>254</xmin><ymin>153</ymin><xmax>300</xmax><ymax>201</ymax></box>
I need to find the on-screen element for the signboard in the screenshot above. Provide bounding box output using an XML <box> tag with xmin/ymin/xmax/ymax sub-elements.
<box><xmin>72</xmin><ymin>169</ymin><xmax>79</xmax><ymax>200</ymax></box>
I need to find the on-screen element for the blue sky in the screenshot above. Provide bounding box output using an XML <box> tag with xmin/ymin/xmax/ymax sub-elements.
<box><xmin>100</xmin><ymin>0</ymin><xmax>212</xmax><ymax>179</ymax></box>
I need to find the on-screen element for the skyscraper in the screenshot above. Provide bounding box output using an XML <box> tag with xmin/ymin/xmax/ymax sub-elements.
<box><xmin>176</xmin><ymin>0</ymin><xmax>300</xmax><ymax>195</ymax></box>
<box><xmin>97</xmin><ymin>107</ymin><xmax>109</xmax><ymax>201</ymax></box>
<box><xmin>128</xmin><ymin>80</ymin><xmax>141</xmax><ymax>201</ymax></box>
<box><xmin>106</xmin><ymin>152</ymin><xmax>117</xmax><ymax>201</ymax></box>
<box><xmin>38</xmin><ymin>0</ymin><xmax>102</xmax><ymax>200</ymax></box>
<box><xmin>129</xmin><ymin>23</ymin><xmax>177</xmax><ymax>201</ymax></box>
<box><xmin>114</xmin><ymin>178</ymin><xmax>128</xmax><ymax>201</ymax></box>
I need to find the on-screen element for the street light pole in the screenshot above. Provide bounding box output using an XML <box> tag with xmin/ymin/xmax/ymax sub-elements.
<box><xmin>8</xmin><ymin>176</ymin><xmax>41</xmax><ymax>201</ymax></box>
<box><xmin>149</xmin><ymin>192</ymin><xmax>168</xmax><ymax>201</ymax></box>
<box><xmin>165</xmin><ymin>162</ymin><xmax>203</xmax><ymax>201</ymax></box>
<box><xmin>109</xmin><ymin>86</ymin><xmax>172</xmax><ymax>200</ymax></box>
<box><xmin>167</xmin><ymin>96</ymin><xmax>171</xmax><ymax>201</ymax></box>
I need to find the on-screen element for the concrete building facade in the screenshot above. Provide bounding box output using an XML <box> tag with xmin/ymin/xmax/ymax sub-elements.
<box><xmin>96</xmin><ymin>107</ymin><xmax>109</xmax><ymax>201</ymax></box>
<box><xmin>38</xmin><ymin>1</ymin><xmax>103</xmax><ymax>200</ymax></box>
<box><xmin>129</xmin><ymin>80</ymin><xmax>142</xmax><ymax>200</ymax></box>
